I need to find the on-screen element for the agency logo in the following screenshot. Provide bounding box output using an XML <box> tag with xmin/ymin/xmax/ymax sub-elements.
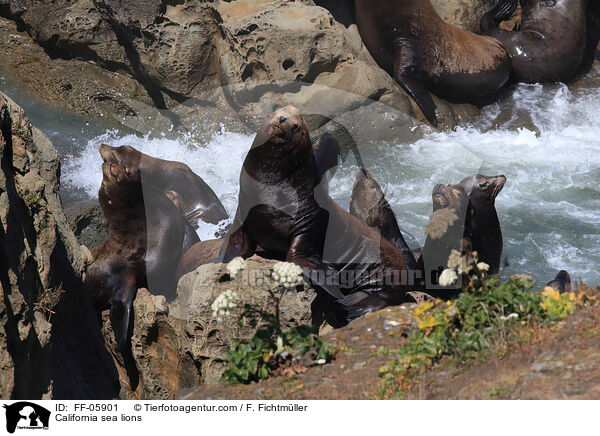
<box><xmin>2</xmin><ymin>402</ymin><xmax>50</xmax><ymax>433</ymax></box>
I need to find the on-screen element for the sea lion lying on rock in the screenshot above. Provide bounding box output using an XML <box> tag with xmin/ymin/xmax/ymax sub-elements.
<box><xmin>355</xmin><ymin>0</ymin><xmax>512</xmax><ymax>125</ymax></box>
<box><xmin>480</xmin><ymin>0</ymin><xmax>588</xmax><ymax>83</ymax></box>
<box><xmin>218</xmin><ymin>106</ymin><xmax>419</xmax><ymax>326</ymax></box>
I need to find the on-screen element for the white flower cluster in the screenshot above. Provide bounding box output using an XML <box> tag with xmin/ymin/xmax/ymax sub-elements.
<box><xmin>439</xmin><ymin>268</ymin><xmax>459</xmax><ymax>286</ymax></box>
<box><xmin>211</xmin><ymin>290</ymin><xmax>238</xmax><ymax>321</ymax></box>
<box><xmin>499</xmin><ymin>313</ymin><xmax>519</xmax><ymax>321</ymax></box>
<box><xmin>226</xmin><ymin>256</ymin><xmax>247</xmax><ymax>278</ymax></box>
<box><xmin>477</xmin><ymin>262</ymin><xmax>490</xmax><ymax>272</ymax></box>
<box><xmin>447</xmin><ymin>249</ymin><xmax>490</xmax><ymax>275</ymax></box>
<box><xmin>272</xmin><ymin>262</ymin><xmax>304</xmax><ymax>289</ymax></box>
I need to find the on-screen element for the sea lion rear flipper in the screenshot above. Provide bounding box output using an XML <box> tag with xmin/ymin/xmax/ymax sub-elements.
<box><xmin>109</xmin><ymin>273</ymin><xmax>138</xmax><ymax>351</ymax></box>
<box><xmin>395</xmin><ymin>71</ymin><xmax>438</xmax><ymax>127</ymax></box>
<box><xmin>481</xmin><ymin>0</ymin><xmax>519</xmax><ymax>31</ymax></box>
<box><xmin>330</xmin><ymin>292</ymin><xmax>387</xmax><ymax>326</ymax></box>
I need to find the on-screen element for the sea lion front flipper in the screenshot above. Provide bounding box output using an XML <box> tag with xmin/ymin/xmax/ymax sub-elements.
<box><xmin>395</xmin><ymin>70</ymin><xmax>438</xmax><ymax>127</ymax></box>
<box><xmin>219</xmin><ymin>226</ymin><xmax>257</xmax><ymax>263</ymax></box>
<box><xmin>109</xmin><ymin>272</ymin><xmax>138</xmax><ymax>351</ymax></box>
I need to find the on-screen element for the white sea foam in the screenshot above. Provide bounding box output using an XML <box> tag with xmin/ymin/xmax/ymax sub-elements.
<box><xmin>63</xmin><ymin>83</ymin><xmax>600</xmax><ymax>285</ymax></box>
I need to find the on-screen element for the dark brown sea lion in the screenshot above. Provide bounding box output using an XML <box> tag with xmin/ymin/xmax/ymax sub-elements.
<box><xmin>87</xmin><ymin>145</ymin><xmax>190</xmax><ymax>386</ymax></box>
<box><xmin>349</xmin><ymin>169</ymin><xmax>419</xmax><ymax>270</ymax></box>
<box><xmin>176</xmin><ymin>133</ymin><xmax>344</xmax><ymax>278</ymax></box>
<box><xmin>419</xmin><ymin>182</ymin><xmax>470</xmax><ymax>291</ymax></box>
<box><xmin>460</xmin><ymin>174</ymin><xmax>506</xmax><ymax>274</ymax></box>
<box><xmin>355</xmin><ymin>0</ymin><xmax>512</xmax><ymax>126</ymax></box>
<box><xmin>98</xmin><ymin>144</ymin><xmax>228</xmax><ymax>226</ymax></box>
<box><xmin>220</xmin><ymin>106</ymin><xmax>419</xmax><ymax>325</ymax></box>
<box><xmin>480</xmin><ymin>0</ymin><xmax>588</xmax><ymax>83</ymax></box>
<box><xmin>547</xmin><ymin>270</ymin><xmax>572</xmax><ymax>293</ymax></box>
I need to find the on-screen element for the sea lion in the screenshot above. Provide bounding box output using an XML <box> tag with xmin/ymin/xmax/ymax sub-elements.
<box><xmin>219</xmin><ymin>106</ymin><xmax>419</xmax><ymax>325</ymax></box>
<box><xmin>480</xmin><ymin>0</ymin><xmax>588</xmax><ymax>83</ymax></box>
<box><xmin>460</xmin><ymin>174</ymin><xmax>506</xmax><ymax>274</ymax></box>
<box><xmin>547</xmin><ymin>270</ymin><xmax>572</xmax><ymax>293</ymax></box>
<box><xmin>419</xmin><ymin>182</ymin><xmax>470</xmax><ymax>291</ymax></box>
<box><xmin>176</xmin><ymin>133</ymin><xmax>344</xmax><ymax>278</ymax></box>
<box><xmin>87</xmin><ymin>145</ymin><xmax>190</xmax><ymax>385</ymax></box>
<box><xmin>355</xmin><ymin>0</ymin><xmax>512</xmax><ymax>126</ymax></box>
<box><xmin>349</xmin><ymin>169</ymin><xmax>419</xmax><ymax>270</ymax></box>
<box><xmin>98</xmin><ymin>144</ymin><xmax>228</xmax><ymax>226</ymax></box>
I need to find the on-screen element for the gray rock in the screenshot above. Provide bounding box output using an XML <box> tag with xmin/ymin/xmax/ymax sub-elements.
<box><xmin>0</xmin><ymin>92</ymin><xmax>119</xmax><ymax>399</ymax></box>
<box><xmin>101</xmin><ymin>255</ymin><xmax>318</xmax><ymax>399</ymax></box>
<box><xmin>65</xmin><ymin>201</ymin><xmax>109</xmax><ymax>249</ymax></box>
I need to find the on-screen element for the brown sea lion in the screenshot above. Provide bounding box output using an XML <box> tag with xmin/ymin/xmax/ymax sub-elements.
<box><xmin>176</xmin><ymin>133</ymin><xmax>344</xmax><ymax>278</ymax></box>
<box><xmin>480</xmin><ymin>0</ymin><xmax>588</xmax><ymax>83</ymax></box>
<box><xmin>349</xmin><ymin>169</ymin><xmax>419</xmax><ymax>270</ymax></box>
<box><xmin>547</xmin><ymin>270</ymin><xmax>572</xmax><ymax>293</ymax></box>
<box><xmin>98</xmin><ymin>144</ymin><xmax>228</xmax><ymax>226</ymax></box>
<box><xmin>460</xmin><ymin>174</ymin><xmax>506</xmax><ymax>274</ymax></box>
<box><xmin>87</xmin><ymin>145</ymin><xmax>190</xmax><ymax>387</ymax></box>
<box><xmin>355</xmin><ymin>0</ymin><xmax>512</xmax><ymax>126</ymax></box>
<box><xmin>219</xmin><ymin>106</ymin><xmax>419</xmax><ymax>325</ymax></box>
<box><xmin>419</xmin><ymin>182</ymin><xmax>470</xmax><ymax>291</ymax></box>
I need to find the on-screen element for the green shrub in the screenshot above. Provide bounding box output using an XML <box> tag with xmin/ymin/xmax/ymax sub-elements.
<box><xmin>221</xmin><ymin>326</ymin><xmax>334</xmax><ymax>384</ymax></box>
<box><xmin>379</xmin><ymin>270</ymin><xmax>598</xmax><ymax>399</ymax></box>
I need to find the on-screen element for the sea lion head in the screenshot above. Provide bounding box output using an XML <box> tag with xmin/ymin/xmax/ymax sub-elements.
<box><xmin>99</xmin><ymin>144</ymin><xmax>142</xmax><ymax>184</ymax></box>
<box><xmin>98</xmin><ymin>144</ymin><xmax>144</xmax><ymax>210</ymax></box>
<box><xmin>460</xmin><ymin>174</ymin><xmax>506</xmax><ymax>204</ymax></box>
<box><xmin>350</xmin><ymin>169</ymin><xmax>387</xmax><ymax>228</ymax></box>
<box><xmin>249</xmin><ymin>106</ymin><xmax>311</xmax><ymax>168</ymax></box>
<box><xmin>432</xmin><ymin>182</ymin><xmax>468</xmax><ymax>213</ymax></box>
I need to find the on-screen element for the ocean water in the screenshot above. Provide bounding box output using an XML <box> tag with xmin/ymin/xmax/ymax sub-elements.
<box><xmin>3</xmin><ymin>74</ymin><xmax>598</xmax><ymax>287</ymax></box>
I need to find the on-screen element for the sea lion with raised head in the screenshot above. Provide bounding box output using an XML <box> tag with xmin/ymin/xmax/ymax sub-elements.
<box><xmin>86</xmin><ymin>145</ymin><xmax>192</xmax><ymax>387</ymax></box>
<box><xmin>460</xmin><ymin>174</ymin><xmax>506</xmax><ymax>274</ymax></box>
<box><xmin>219</xmin><ymin>106</ymin><xmax>419</xmax><ymax>325</ymax></box>
<box><xmin>355</xmin><ymin>0</ymin><xmax>512</xmax><ymax>126</ymax></box>
<box><xmin>480</xmin><ymin>0</ymin><xmax>588</xmax><ymax>83</ymax></box>
<box><xmin>98</xmin><ymin>145</ymin><xmax>228</xmax><ymax>227</ymax></box>
<box><xmin>547</xmin><ymin>270</ymin><xmax>572</xmax><ymax>293</ymax></box>
<box><xmin>419</xmin><ymin>182</ymin><xmax>471</xmax><ymax>291</ymax></box>
<box><xmin>349</xmin><ymin>169</ymin><xmax>419</xmax><ymax>271</ymax></box>
<box><xmin>176</xmin><ymin>133</ymin><xmax>344</xmax><ymax>278</ymax></box>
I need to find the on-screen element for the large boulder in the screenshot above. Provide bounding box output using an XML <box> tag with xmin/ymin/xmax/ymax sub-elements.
<box><xmin>101</xmin><ymin>256</ymin><xmax>318</xmax><ymax>399</ymax></box>
<box><xmin>0</xmin><ymin>92</ymin><xmax>119</xmax><ymax>399</ymax></box>
<box><xmin>0</xmin><ymin>0</ymin><xmax>480</xmax><ymax>129</ymax></box>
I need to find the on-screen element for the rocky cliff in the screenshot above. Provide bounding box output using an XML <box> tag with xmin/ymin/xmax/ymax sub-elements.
<box><xmin>0</xmin><ymin>91</ymin><xmax>119</xmax><ymax>399</ymax></box>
